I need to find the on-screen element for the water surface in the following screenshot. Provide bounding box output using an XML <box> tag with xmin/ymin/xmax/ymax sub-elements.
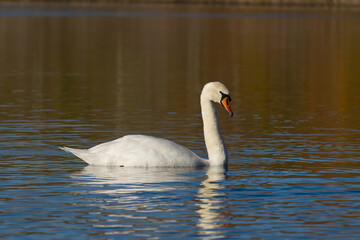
<box><xmin>0</xmin><ymin>4</ymin><xmax>360</xmax><ymax>239</ymax></box>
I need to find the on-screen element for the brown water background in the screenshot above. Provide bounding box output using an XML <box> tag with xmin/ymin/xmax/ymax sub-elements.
<box><xmin>0</xmin><ymin>4</ymin><xmax>360</xmax><ymax>239</ymax></box>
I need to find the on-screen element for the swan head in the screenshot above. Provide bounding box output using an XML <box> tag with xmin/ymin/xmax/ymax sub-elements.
<box><xmin>201</xmin><ymin>82</ymin><xmax>233</xmax><ymax>116</ymax></box>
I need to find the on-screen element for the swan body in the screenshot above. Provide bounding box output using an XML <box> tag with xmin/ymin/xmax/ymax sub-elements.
<box><xmin>61</xmin><ymin>135</ymin><xmax>206</xmax><ymax>167</ymax></box>
<box><xmin>60</xmin><ymin>82</ymin><xmax>233</xmax><ymax>167</ymax></box>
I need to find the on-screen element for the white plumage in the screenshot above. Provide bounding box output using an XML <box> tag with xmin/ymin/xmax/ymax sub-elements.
<box><xmin>60</xmin><ymin>82</ymin><xmax>233</xmax><ymax>167</ymax></box>
<box><xmin>61</xmin><ymin>135</ymin><xmax>205</xmax><ymax>167</ymax></box>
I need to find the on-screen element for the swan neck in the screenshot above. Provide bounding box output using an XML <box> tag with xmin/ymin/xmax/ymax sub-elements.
<box><xmin>201</xmin><ymin>98</ymin><xmax>228</xmax><ymax>166</ymax></box>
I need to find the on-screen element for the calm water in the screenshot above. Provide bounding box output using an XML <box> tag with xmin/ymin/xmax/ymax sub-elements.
<box><xmin>1</xmin><ymin>4</ymin><xmax>360</xmax><ymax>239</ymax></box>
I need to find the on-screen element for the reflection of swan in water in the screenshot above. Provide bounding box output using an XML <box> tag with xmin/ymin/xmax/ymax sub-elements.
<box><xmin>73</xmin><ymin>165</ymin><xmax>195</xmax><ymax>195</ymax></box>
<box><xmin>72</xmin><ymin>166</ymin><xmax>228</xmax><ymax>237</ymax></box>
<box><xmin>76</xmin><ymin>165</ymin><xmax>194</xmax><ymax>184</ymax></box>
<box><xmin>197</xmin><ymin>167</ymin><xmax>227</xmax><ymax>238</ymax></box>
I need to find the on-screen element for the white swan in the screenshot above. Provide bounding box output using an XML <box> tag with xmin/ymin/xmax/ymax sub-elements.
<box><xmin>60</xmin><ymin>82</ymin><xmax>233</xmax><ymax>167</ymax></box>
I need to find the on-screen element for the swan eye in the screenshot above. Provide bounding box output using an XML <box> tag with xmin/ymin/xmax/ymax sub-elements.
<box><xmin>220</xmin><ymin>91</ymin><xmax>231</xmax><ymax>102</ymax></box>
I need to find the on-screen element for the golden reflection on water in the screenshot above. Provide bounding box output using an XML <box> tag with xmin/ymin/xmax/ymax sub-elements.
<box><xmin>0</xmin><ymin>7</ymin><xmax>359</xmax><ymax>155</ymax></box>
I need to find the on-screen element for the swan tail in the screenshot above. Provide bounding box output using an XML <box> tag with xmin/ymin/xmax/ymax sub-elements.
<box><xmin>59</xmin><ymin>146</ymin><xmax>94</xmax><ymax>165</ymax></box>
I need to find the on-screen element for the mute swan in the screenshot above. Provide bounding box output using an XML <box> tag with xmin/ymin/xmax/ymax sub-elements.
<box><xmin>60</xmin><ymin>82</ymin><xmax>233</xmax><ymax>167</ymax></box>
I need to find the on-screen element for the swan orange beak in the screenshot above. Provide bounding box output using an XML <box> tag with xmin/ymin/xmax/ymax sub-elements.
<box><xmin>221</xmin><ymin>96</ymin><xmax>233</xmax><ymax>117</ymax></box>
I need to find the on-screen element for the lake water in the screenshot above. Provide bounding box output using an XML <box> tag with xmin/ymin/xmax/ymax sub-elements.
<box><xmin>0</xmin><ymin>4</ymin><xmax>360</xmax><ymax>239</ymax></box>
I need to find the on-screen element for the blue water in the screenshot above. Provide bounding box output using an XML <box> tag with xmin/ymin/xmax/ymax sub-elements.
<box><xmin>1</xmin><ymin>117</ymin><xmax>359</xmax><ymax>239</ymax></box>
